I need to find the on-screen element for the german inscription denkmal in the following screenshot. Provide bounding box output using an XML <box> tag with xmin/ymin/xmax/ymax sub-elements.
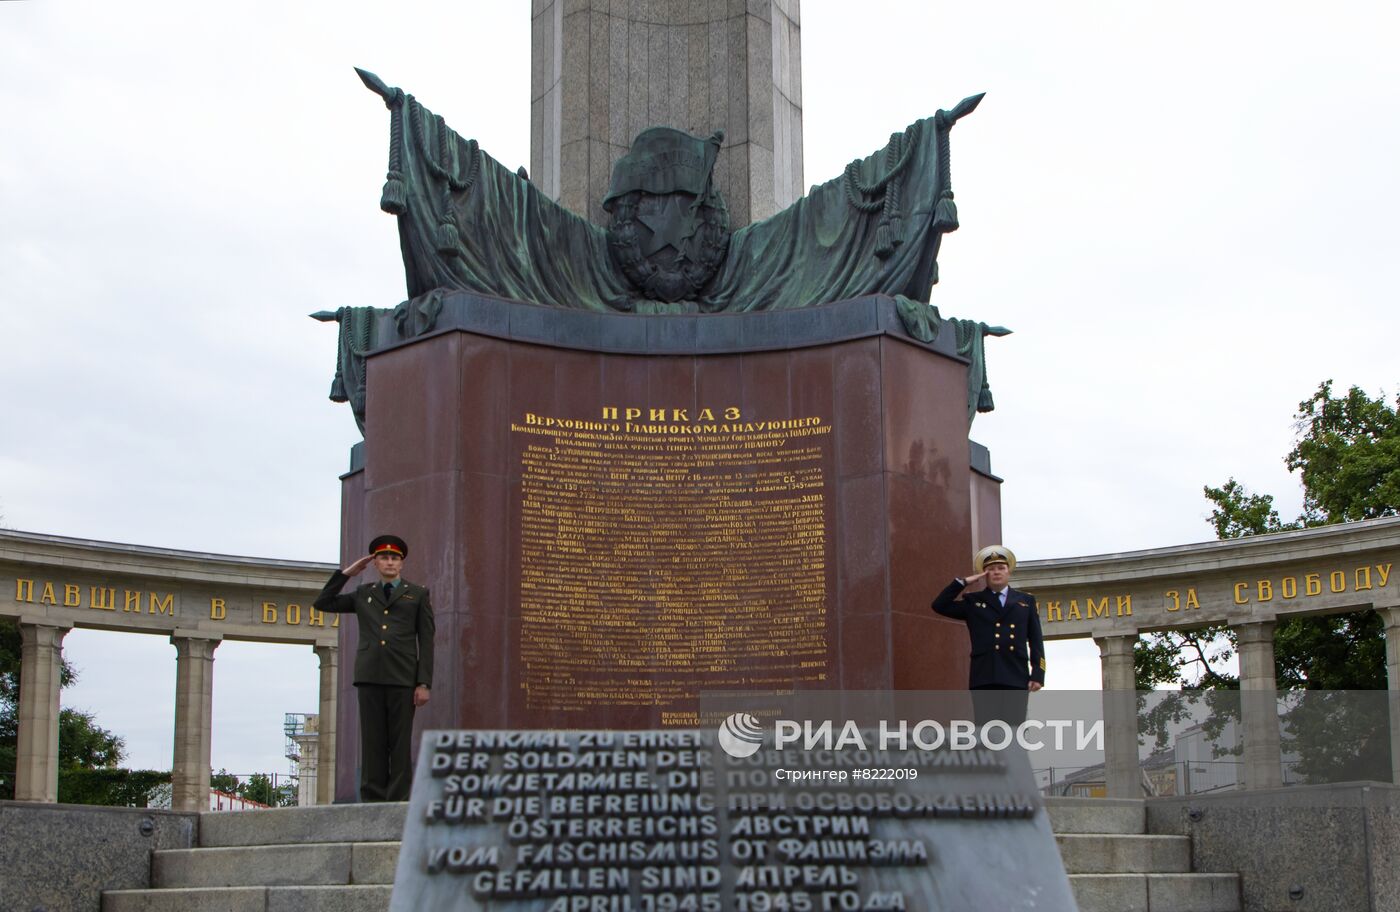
<box><xmin>390</xmin><ymin>729</ymin><xmax>1070</xmax><ymax>912</ymax></box>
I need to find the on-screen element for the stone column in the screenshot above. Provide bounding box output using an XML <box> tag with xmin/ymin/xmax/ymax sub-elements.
<box><xmin>294</xmin><ymin>735</ymin><xmax>319</xmax><ymax>807</ymax></box>
<box><xmin>170</xmin><ymin>633</ymin><xmax>221</xmax><ymax>812</ymax></box>
<box><xmin>314</xmin><ymin>642</ymin><xmax>339</xmax><ymax>806</ymax></box>
<box><xmin>1382</xmin><ymin>606</ymin><xmax>1400</xmax><ymax>786</ymax></box>
<box><xmin>14</xmin><ymin>621</ymin><xmax>71</xmax><ymax>802</ymax></box>
<box><xmin>1234</xmin><ymin>621</ymin><xmax>1283</xmax><ymax>790</ymax></box>
<box><xmin>531</xmin><ymin>0</ymin><xmax>804</xmax><ymax>228</ymax></box>
<box><xmin>1096</xmin><ymin>634</ymin><xmax>1139</xmax><ymax>798</ymax></box>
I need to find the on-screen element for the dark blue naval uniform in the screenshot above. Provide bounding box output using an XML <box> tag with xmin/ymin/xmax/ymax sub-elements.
<box><xmin>932</xmin><ymin>579</ymin><xmax>1046</xmax><ymax>690</ymax></box>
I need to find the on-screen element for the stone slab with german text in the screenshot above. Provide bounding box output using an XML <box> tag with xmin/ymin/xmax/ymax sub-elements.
<box><xmin>389</xmin><ymin>728</ymin><xmax>1075</xmax><ymax>911</ymax></box>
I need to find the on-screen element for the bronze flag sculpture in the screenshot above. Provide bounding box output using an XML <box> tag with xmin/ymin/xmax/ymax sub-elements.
<box><xmin>317</xmin><ymin>69</ymin><xmax>1007</xmax><ymax>432</ymax></box>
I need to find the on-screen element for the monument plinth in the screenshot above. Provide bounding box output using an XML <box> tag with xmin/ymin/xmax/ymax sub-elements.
<box><xmin>325</xmin><ymin>27</ymin><xmax>1009</xmax><ymax>801</ymax></box>
<box><xmin>388</xmin><ymin>721</ymin><xmax>1076</xmax><ymax>912</ymax></box>
<box><xmin>334</xmin><ymin>291</ymin><xmax>1000</xmax><ymax>801</ymax></box>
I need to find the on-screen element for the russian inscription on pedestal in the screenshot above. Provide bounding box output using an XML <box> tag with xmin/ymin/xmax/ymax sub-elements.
<box><xmin>512</xmin><ymin>409</ymin><xmax>836</xmax><ymax>720</ymax></box>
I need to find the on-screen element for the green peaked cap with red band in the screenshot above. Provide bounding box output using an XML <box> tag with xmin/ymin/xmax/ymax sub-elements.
<box><xmin>368</xmin><ymin>535</ymin><xmax>408</xmax><ymax>559</ymax></box>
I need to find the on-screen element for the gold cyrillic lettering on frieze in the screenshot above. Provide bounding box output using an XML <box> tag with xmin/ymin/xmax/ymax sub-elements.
<box><xmin>1227</xmin><ymin>563</ymin><xmax>1392</xmax><ymax>606</ymax></box>
<box><xmin>1165</xmin><ymin>588</ymin><xmax>1202</xmax><ymax>611</ymax></box>
<box><xmin>1044</xmin><ymin>559</ymin><xmax>1395</xmax><ymax>628</ymax></box>
<box><xmin>8</xmin><ymin>573</ymin><xmax>339</xmax><ymax>634</ymax></box>
<box><xmin>255</xmin><ymin>600</ymin><xmax>332</xmax><ymax>628</ymax></box>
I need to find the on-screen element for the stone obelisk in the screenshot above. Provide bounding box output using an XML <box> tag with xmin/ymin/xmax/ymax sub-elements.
<box><xmin>530</xmin><ymin>0</ymin><xmax>803</xmax><ymax>227</ymax></box>
<box><xmin>333</xmin><ymin>0</ymin><xmax>1004</xmax><ymax>800</ymax></box>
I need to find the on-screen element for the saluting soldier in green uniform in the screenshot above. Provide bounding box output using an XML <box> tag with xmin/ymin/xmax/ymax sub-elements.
<box><xmin>314</xmin><ymin>535</ymin><xmax>434</xmax><ymax>802</ymax></box>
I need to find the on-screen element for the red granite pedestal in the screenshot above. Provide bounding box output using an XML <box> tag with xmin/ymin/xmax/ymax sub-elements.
<box><xmin>333</xmin><ymin>293</ymin><xmax>1002</xmax><ymax>801</ymax></box>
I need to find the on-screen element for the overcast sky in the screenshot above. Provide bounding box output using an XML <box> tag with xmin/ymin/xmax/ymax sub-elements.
<box><xmin>2</xmin><ymin>1</ymin><xmax>1396</xmax><ymax>777</ymax></box>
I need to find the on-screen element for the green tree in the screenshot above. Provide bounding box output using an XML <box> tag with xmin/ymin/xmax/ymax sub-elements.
<box><xmin>1135</xmin><ymin>381</ymin><xmax>1397</xmax><ymax>779</ymax></box>
<box><xmin>58</xmin><ymin>768</ymin><xmax>171</xmax><ymax>807</ymax></box>
<box><xmin>1289</xmin><ymin>381</ymin><xmax>1400</xmax><ymax>525</ymax></box>
<box><xmin>1193</xmin><ymin>382</ymin><xmax>1396</xmax><ymax>691</ymax></box>
<box><xmin>210</xmin><ymin>768</ymin><xmax>241</xmax><ymax>794</ymax></box>
<box><xmin>209</xmin><ymin>768</ymin><xmax>297</xmax><ymax>807</ymax></box>
<box><xmin>58</xmin><ymin>707</ymin><xmax>125</xmax><ymax>768</ymax></box>
<box><xmin>240</xmin><ymin>772</ymin><xmax>297</xmax><ymax>807</ymax></box>
<box><xmin>1202</xmin><ymin>479</ymin><xmax>1299</xmax><ymax>541</ymax></box>
<box><xmin>1136</xmin><ymin>381</ymin><xmax>1397</xmax><ymax>691</ymax></box>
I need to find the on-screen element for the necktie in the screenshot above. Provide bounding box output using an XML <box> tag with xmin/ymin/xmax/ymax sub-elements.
<box><xmin>998</xmin><ymin>590</ymin><xmax>1006</xmax><ymax>607</ymax></box>
<box><xmin>383</xmin><ymin>582</ymin><xmax>393</xmax><ymax>601</ymax></box>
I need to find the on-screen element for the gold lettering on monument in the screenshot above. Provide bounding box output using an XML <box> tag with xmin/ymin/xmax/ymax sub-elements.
<box><xmin>512</xmin><ymin>410</ymin><xmax>834</xmax><ymax>713</ymax></box>
<box><xmin>1046</xmin><ymin>561</ymin><xmax>1395</xmax><ymax>625</ymax></box>
<box><xmin>1230</xmin><ymin>563</ymin><xmax>1392</xmax><ymax>606</ymax></box>
<box><xmin>5</xmin><ymin>573</ymin><xmax>338</xmax><ymax>631</ymax></box>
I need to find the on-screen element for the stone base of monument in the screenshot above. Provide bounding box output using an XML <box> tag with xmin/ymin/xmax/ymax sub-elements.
<box><xmin>389</xmin><ymin>727</ymin><xmax>1078</xmax><ymax>912</ymax></box>
<box><xmin>78</xmin><ymin>791</ymin><xmax>1252</xmax><ymax>912</ymax></box>
<box><xmin>334</xmin><ymin>292</ymin><xmax>1004</xmax><ymax>803</ymax></box>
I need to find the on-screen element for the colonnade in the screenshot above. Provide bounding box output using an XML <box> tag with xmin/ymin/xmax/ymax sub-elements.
<box><xmin>1094</xmin><ymin>605</ymin><xmax>1400</xmax><ymax>797</ymax></box>
<box><xmin>12</xmin><ymin>620</ymin><xmax>338</xmax><ymax>811</ymax></box>
<box><xmin>19</xmin><ymin>611</ymin><xmax>1400</xmax><ymax>804</ymax></box>
<box><xmin>14</xmin><ymin>594</ymin><xmax>1400</xmax><ymax>805</ymax></box>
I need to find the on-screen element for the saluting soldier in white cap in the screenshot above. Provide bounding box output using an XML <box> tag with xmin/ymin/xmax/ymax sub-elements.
<box><xmin>932</xmin><ymin>546</ymin><xmax>1045</xmax><ymax>723</ymax></box>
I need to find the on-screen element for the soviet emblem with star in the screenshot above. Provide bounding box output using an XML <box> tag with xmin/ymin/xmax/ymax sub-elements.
<box><xmin>602</xmin><ymin>127</ymin><xmax>730</xmax><ymax>305</ymax></box>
